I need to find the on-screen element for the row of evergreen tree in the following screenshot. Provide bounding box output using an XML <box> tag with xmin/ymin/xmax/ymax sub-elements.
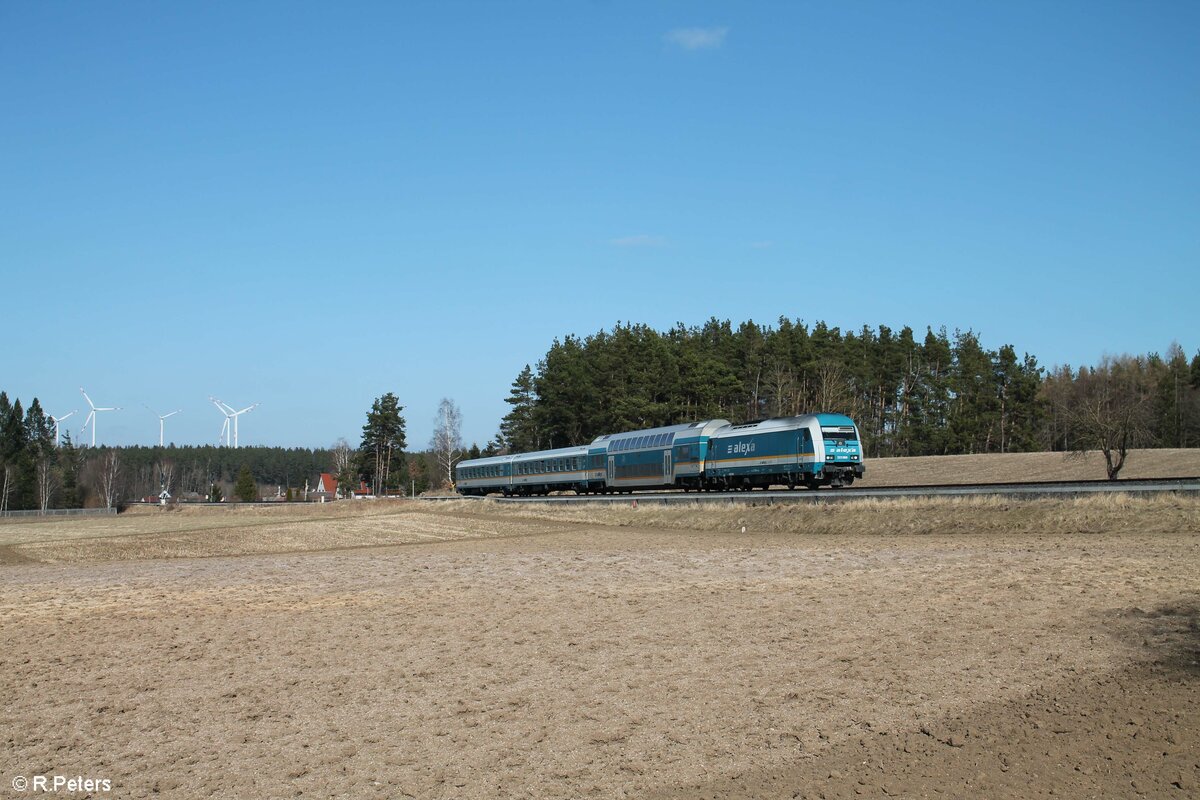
<box><xmin>495</xmin><ymin>319</ymin><xmax>1200</xmax><ymax>458</ymax></box>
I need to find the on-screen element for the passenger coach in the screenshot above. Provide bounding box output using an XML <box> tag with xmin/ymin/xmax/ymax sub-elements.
<box><xmin>591</xmin><ymin>419</ymin><xmax>730</xmax><ymax>493</ymax></box>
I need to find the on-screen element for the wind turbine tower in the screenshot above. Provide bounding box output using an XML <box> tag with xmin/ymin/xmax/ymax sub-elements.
<box><xmin>79</xmin><ymin>388</ymin><xmax>121</xmax><ymax>447</ymax></box>
<box><xmin>49</xmin><ymin>410</ymin><xmax>77</xmax><ymax>447</ymax></box>
<box><xmin>224</xmin><ymin>400</ymin><xmax>259</xmax><ymax>448</ymax></box>
<box><xmin>146</xmin><ymin>406</ymin><xmax>182</xmax><ymax>447</ymax></box>
<box><xmin>210</xmin><ymin>398</ymin><xmax>258</xmax><ymax>447</ymax></box>
<box><xmin>210</xmin><ymin>397</ymin><xmax>233</xmax><ymax>446</ymax></box>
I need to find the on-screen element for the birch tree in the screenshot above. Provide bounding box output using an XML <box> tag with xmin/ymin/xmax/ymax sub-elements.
<box><xmin>430</xmin><ymin>398</ymin><xmax>463</xmax><ymax>488</ymax></box>
<box><xmin>331</xmin><ymin>437</ymin><xmax>356</xmax><ymax>494</ymax></box>
<box><xmin>35</xmin><ymin>455</ymin><xmax>58</xmax><ymax>511</ymax></box>
<box><xmin>0</xmin><ymin>464</ymin><xmax>13</xmax><ymax>512</ymax></box>
<box><xmin>96</xmin><ymin>449</ymin><xmax>122</xmax><ymax>508</ymax></box>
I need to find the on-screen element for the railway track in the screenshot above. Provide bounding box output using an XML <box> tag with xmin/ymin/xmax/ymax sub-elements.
<box><xmin>453</xmin><ymin>477</ymin><xmax>1200</xmax><ymax>505</ymax></box>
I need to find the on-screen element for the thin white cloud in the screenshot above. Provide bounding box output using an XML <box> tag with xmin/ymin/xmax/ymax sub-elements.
<box><xmin>664</xmin><ymin>26</ymin><xmax>728</xmax><ymax>51</ymax></box>
<box><xmin>611</xmin><ymin>234</ymin><xmax>667</xmax><ymax>247</ymax></box>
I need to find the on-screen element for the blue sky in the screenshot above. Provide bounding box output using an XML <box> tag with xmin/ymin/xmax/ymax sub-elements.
<box><xmin>2</xmin><ymin>1</ymin><xmax>1197</xmax><ymax>449</ymax></box>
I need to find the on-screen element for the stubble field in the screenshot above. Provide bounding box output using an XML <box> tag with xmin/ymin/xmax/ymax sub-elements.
<box><xmin>2</xmin><ymin>495</ymin><xmax>1198</xmax><ymax>798</ymax></box>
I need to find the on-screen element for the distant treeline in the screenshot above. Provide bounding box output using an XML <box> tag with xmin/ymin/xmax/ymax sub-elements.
<box><xmin>0</xmin><ymin>393</ymin><xmax>337</xmax><ymax>510</ymax></box>
<box><xmin>497</xmin><ymin>319</ymin><xmax>1200</xmax><ymax>458</ymax></box>
<box><xmin>5</xmin><ymin>319</ymin><xmax>1198</xmax><ymax>509</ymax></box>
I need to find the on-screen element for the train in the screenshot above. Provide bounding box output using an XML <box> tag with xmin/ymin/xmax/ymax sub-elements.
<box><xmin>455</xmin><ymin>413</ymin><xmax>864</xmax><ymax>497</ymax></box>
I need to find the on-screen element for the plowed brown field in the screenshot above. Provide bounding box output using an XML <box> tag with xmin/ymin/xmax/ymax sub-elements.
<box><xmin>2</xmin><ymin>497</ymin><xmax>1197</xmax><ymax>798</ymax></box>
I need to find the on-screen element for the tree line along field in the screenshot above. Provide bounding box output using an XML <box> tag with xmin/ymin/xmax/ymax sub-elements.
<box><xmin>496</xmin><ymin>320</ymin><xmax>1200</xmax><ymax>462</ymax></box>
<box><xmin>3</xmin><ymin>318</ymin><xmax>1199</xmax><ymax>511</ymax></box>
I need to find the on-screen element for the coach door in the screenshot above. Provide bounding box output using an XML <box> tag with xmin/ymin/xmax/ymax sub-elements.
<box><xmin>663</xmin><ymin>450</ymin><xmax>672</xmax><ymax>484</ymax></box>
<box><xmin>607</xmin><ymin>456</ymin><xmax>615</xmax><ymax>483</ymax></box>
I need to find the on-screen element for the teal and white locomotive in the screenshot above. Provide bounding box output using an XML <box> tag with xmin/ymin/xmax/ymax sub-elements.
<box><xmin>455</xmin><ymin>413</ymin><xmax>864</xmax><ymax>496</ymax></box>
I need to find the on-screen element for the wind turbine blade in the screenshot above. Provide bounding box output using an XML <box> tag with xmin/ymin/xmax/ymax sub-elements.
<box><xmin>164</xmin><ymin>410</ymin><xmax>181</xmax><ymax>419</ymax></box>
<box><xmin>80</xmin><ymin>388</ymin><xmax>96</xmax><ymax>410</ymax></box>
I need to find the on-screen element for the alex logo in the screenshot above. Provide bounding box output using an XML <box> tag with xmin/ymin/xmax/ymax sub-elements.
<box><xmin>726</xmin><ymin>441</ymin><xmax>755</xmax><ymax>455</ymax></box>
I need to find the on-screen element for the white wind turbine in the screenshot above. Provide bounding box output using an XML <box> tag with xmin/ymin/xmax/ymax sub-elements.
<box><xmin>49</xmin><ymin>410</ymin><xmax>77</xmax><ymax>447</ymax></box>
<box><xmin>146</xmin><ymin>405</ymin><xmax>182</xmax><ymax>447</ymax></box>
<box><xmin>80</xmin><ymin>387</ymin><xmax>121</xmax><ymax>447</ymax></box>
<box><xmin>210</xmin><ymin>397</ymin><xmax>233</xmax><ymax>446</ymax></box>
<box><xmin>211</xmin><ymin>397</ymin><xmax>259</xmax><ymax>447</ymax></box>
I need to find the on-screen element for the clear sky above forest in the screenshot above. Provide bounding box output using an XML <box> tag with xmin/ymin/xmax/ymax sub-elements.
<box><xmin>3</xmin><ymin>1</ymin><xmax>1197</xmax><ymax>448</ymax></box>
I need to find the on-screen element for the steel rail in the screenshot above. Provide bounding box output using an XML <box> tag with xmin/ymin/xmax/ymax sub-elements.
<box><xmin>455</xmin><ymin>477</ymin><xmax>1200</xmax><ymax>505</ymax></box>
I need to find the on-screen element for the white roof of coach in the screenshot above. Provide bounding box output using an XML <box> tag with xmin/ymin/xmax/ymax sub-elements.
<box><xmin>457</xmin><ymin>453</ymin><xmax>514</xmax><ymax>469</ymax></box>
<box><xmin>508</xmin><ymin>445</ymin><xmax>590</xmax><ymax>461</ymax></box>
<box><xmin>710</xmin><ymin>416</ymin><xmax>819</xmax><ymax>438</ymax></box>
<box><xmin>590</xmin><ymin>418</ymin><xmax>730</xmax><ymax>446</ymax></box>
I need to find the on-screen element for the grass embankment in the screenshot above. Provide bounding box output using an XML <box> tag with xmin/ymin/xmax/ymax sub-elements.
<box><xmin>1</xmin><ymin>493</ymin><xmax>1197</xmax><ymax>566</ymax></box>
<box><xmin>478</xmin><ymin>493</ymin><xmax>1200</xmax><ymax>538</ymax></box>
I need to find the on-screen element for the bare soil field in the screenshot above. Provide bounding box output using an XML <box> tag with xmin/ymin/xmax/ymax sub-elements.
<box><xmin>861</xmin><ymin>447</ymin><xmax>1200</xmax><ymax>486</ymax></box>
<box><xmin>2</xmin><ymin>497</ymin><xmax>1198</xmax><ymax>799</ymax></box>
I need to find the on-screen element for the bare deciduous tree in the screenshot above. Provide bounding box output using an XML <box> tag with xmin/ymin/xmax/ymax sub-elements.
<box><xmin>0</xmin><ymin>464</ymin><xmax>14</xmax><ymax>512</ymax></box>
<box><xmin>96</xmin><ymin>449</ymin><xmax>122</xmax><ymax>508</ymax></box>
<box><xmin>1066</xmin><ymin>356</ymin><xmax>1155</xmax><ymax>480</ymax></box>
<box><xmin>765</xmin><ymin>358</ymin><xmax>796</xmax><ymax>417</ymax></box>
<box><xmin>814</xmin><ymin>361</ymin><xmax>854</xmax><ymax>413</ymax></box>
<box><xmin>430</xmin><ymin>398</ymin><xmax>463</xmax><ymax>489</ymax></box>
<box><xmin>156</xmin><ymin>458</ymin><xmax>176</xmax><ymax>497</ymax></box>
<box><xmin>36</xmin><ymin>456</ymin><xmax>59</xmax><ymax>512</ymax></box>
<box><xmin>331</xmin><ymin>437</ymin><xmax>356</xmax><ymax>494</ymax></box>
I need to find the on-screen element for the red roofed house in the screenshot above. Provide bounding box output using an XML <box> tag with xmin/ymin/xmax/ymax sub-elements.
<box><xmin>312</xmin><ymin>472</ymin><xmax>338</xmax><ymax>502</ymax></box>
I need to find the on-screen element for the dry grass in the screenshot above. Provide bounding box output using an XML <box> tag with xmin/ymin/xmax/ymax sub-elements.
<box><xmin>476</xmin><ymin>493</ymin><xmax>1200</xmax><ymax>539</ymax></box>
<box><xmin>3</xmin><ymin>493</ymin><xmax>1198</xmax><ymax>566</ymax></box>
